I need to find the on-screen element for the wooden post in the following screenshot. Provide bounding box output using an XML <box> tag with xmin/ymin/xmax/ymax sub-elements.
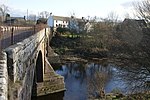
<box><xmin>11</xmin><ymin>27</ymin><xmax>14</xmax><ymax>45</ymax></box>
<box><xmin>0</xmin><ymin>27</ymin><xmax>2</xmax><ymax>50</ymax></box>
<box><xmin>34</xmin><ymin>25</ymin><xmax>36</xmax><ymax>34</ymax></box>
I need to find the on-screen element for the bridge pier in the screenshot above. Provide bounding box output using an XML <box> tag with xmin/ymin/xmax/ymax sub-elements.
<box><xmin>31</xmin><ymin>51</ymin><xmax>65</xmax><ymax>97</ymax></box>
<box><xmin>32</xmin><ymin>59</ymin><xmax>65</xmax><ymax>97</ymax></box>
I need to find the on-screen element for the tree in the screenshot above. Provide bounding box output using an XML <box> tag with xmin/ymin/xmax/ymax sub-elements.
<box><xmin>133</xmin><ymin>0</ymin><xmax>150</xmax><ymax>21</ymax></box>
<box><xmin>107</xmin><ymin>11</ymin><xmax>118</xmax><ymax>26</ymax></box>
<box><xmin>96</xmin><ymin>11</ymin><xmax>119</xmax><ymax>32</ymax></box>
<box><xmin>39</xmin><ymin>11</ymin><xmax>50</xmax><ymax>18</ymax></box>
<box><xmin>28</xmin><ymin>14</ymin><xmax>36</xmax><ymax>21</ymax></box>
<box><xmin>68</xmin><ymin>15</ymin><xmax>80</xmax><ymax>38</ymax></box>
<box><xmin>0</xmin><ymin>4</ymin><xmax>9</xmax><ymax>22</ymax></box>
<box><xmin>69</xmin><ymin>16</ymin><xmax>79</xmax><ymax>33</ymax></box>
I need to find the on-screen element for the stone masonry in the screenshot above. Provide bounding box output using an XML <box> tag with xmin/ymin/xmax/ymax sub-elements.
<box><xmin>0</xmin><ymin>52</ymin><xmax>8</xmax><ymax>100</ymax></box>
<box><xmin>0</xmin><ymin>27</ymin><xmax>65</xmax><ymax>100</ymax></box>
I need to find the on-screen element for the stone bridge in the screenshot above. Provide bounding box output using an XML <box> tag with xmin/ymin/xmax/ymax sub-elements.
<box><xmin>0</xmin><ymin>27</ymin><xmax>65</xmax><ymax>100</ymax></box>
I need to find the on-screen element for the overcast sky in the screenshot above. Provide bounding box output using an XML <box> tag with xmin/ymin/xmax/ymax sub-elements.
<box><xmin>0</xmin><ymin>0</ymin><xmax>142</xmax><ymax>20</ymax></box>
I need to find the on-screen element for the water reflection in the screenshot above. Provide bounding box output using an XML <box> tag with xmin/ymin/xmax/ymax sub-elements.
<box><xmin>35</xmin><ymin>61</ymin><xmax>150</xmax><ymax>100</ymax></box>
<box><xmin>30</xmin><ymin>60</ymin><xmax>150</xmax><ymax>100</ymax></box>
<box><xmin>55</xmin><ymin>62</ymin><xmax>127</xmax><ymax>99</ymax></box>
<box><xmin>56</xmin><ymin>63</ymin><xmax>87</xmax><ymax>100</ymax></box>
<box><xmin>116</xmin><ymin>63</ymin><xmax>150</xmax><ymax>93</ymax></box>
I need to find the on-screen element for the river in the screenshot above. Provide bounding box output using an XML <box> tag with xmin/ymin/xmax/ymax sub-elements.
<box><xmin>34</xmin><ymin>60</ymin><xmax>150</xmax><ymax>100</ymax></box>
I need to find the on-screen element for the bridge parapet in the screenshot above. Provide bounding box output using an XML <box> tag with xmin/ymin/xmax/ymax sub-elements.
<box><xmin>5</xmin><ymin>28</ymin><xmax>50</xmax><ymax>82</ymax></box>
<box><xmin>0</xmin><ymin>26</ymin><xmax>65</xmax><ymax>100</ymax></box>
<box><xmin>0</xmin><ymin>52</ymin><xmax>8</xmax><ymax>100</ymax></box>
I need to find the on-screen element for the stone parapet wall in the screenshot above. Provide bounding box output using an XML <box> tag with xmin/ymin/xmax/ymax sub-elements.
<box><xmin>0</xmin><ymin>52</ymin><xmax>8</xmax><ymax>100</ymax></box>
<box><xmin>4</xmin><ymin>28</ymin><xmax>51</xmax><ymax>100</ymax></box>
<box><xmin>0</xmin><ymin>27</ymin><xmax>65</xmax><ymax>100</ymax></box>
<box><xmin>4</xmin><ymin>28</ymin><xmax>49</xmax><ymax>83</ymax></box>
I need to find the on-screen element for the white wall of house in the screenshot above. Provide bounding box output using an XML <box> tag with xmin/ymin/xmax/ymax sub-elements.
<box><xmin>84</xmin><ymin>22</ymin><xmax>93</xmax><ymax>33</ymax></box>
<box><xmin>54</xmin><ymin>20</ymin><xmax>68</xmax><ymax>28</ymax></box>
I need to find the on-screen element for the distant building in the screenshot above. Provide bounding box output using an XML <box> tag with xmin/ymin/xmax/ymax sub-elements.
<box><xmin>4</xmin><ymin>17</ymin><xmax>26</xmax><ymax>25</ymax></box>
<box><xmin>53</xmin><ymin>16</ymin><xmax>70</xmax><ymax>28</ymax></box>
<box><xmin>117</xmin><ymin>18</ymin><xmax>145</xmax><ymax>45</ymax></box>
<box><xmin>84</xmin><ymin>21</ymin><xmax>93</xmax><ymax>33</ymax></box>
<box><xmin>53</xmin><ymin>15</ymin><xmax>87</xmax><ymax>33</ymax></box>
<box><xmin>38</xmin><ymin>15</ymin><xmax>94</xmax><ymax>33</ymax></box>
<box><xmin>122</xmin><ymin>18</ymin><xmax>147</xmax><ymax>28</ymax></box>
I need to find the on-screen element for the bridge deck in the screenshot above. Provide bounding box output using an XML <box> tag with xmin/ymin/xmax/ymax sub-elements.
<box><xmin>0</xmin><ymin>30</ymin><xmax>34</xmax><ymax>50</ymax></box>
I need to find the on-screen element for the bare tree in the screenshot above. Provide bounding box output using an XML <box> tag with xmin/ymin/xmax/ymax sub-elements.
<box><xmin>107</xmin><ymin>11</ymin><xmax>119</xmax><ymax>25</ymax></box>
<box><xmin>28</xmin><ymin>14</ymin><xmax>36</xmax><ymax>21</ymax></box>
<box><xmin>39</xmin><ymin>11</ymin><xmax>50</xmax><ymax>18</ymax></box>
<box><xmin>0</xmin><ymin>4</ymin><xmax>9</xmax><ymax>22</ymax></box>
<box><xmin>133</xmin><ymin>0</ymin><xmax>150</xmax><ymax>21</ymax></box>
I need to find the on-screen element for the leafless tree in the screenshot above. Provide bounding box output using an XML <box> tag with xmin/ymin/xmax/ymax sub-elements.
<box><xmin>96</xmin><ymin>11</ymin><xmax>119</xmax><ymax>32</ymax></box>
<box><xmin>39</xmin><ymin>11</ymin><xmax>50</xmax><ymax>18</ymax></box>
<box><xmin>107</xmin><ymin>11</ymin><xmax>119</xmax><ymax>26</ymax></box>
<box><xmin>28</xmin><ymin>14</ymin><xmax>36</xmax><ymax>21</ymax></box>
<box><xmin>0</xmin><ymin>4</ymin><xmax>9</xmax><ymax>22</ymax></box>
<box><xmin>133</xmin><ymin>0</ymin><xmax>150</xmax><ymax>21</ymax></box>
<box><xmin>87</xmin><ymin>64</ymin><xmax>112</xmax><ymax>99</ymax></box>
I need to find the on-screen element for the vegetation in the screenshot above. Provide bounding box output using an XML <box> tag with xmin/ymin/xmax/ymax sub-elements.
<box><xmin>133</xmin><ymin>0</ymin><xmax>150</xmax><ymax>21</ymax></box>
<box><xmin>0</xmin><ymin>4</ymin><xmax>9</xmax><ymax>23</ymax></box>
<box><xmin>51</xmin><ymin>12</ymin><xmax>150</xmax><ymax>99</ymax></box>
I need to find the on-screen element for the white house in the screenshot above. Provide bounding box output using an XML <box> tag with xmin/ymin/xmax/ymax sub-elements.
<box><xmin>53</xmin><ymin>16</ymin><xmax>70</xmax><ymax>28</ymax></box>
<box><xmin>84</xmin><ymin>21</ymin><xmax>93</xmax><ymax>33</ymax></box>
<box><xmin>52</xmin><ymin>15</ymin><xmax>90</xmax><ymax>33</ymax></box>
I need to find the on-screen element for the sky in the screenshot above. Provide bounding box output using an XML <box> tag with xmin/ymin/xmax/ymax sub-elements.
<box><xmin>0</xmin><ymin>0</ymin><xmax>142</xmax><ymax>20</ymax></box>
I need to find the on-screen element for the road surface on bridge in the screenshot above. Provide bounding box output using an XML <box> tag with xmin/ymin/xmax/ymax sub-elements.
<box><xmin>0</xmin><ymin>29</ymin><xmax>34</xmax><ymax>50</ymax></box>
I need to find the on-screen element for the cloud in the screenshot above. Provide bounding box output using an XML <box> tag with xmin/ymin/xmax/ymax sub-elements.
<box><xmin>121</xmin><ymin>1</ymin><xmax>134</xmax><ymax>8</ymax></box>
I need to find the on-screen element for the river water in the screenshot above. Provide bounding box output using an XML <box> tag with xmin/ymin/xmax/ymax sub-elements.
<box><xmin>34</xmin><ymin>61</ymin><xmax>150</xmax><ymax>100</ymax></box>
<box><xmin>54</xmin><ymin>62</ymin><xmax>127</xmax><ymax>100</ymax></box>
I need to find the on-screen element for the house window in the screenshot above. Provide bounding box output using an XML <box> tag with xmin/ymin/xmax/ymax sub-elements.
<box><xmin>56</xmin><ymin>20</ymin><xmax>57</xmax><ymax>23</ymax></box>
<box><xmin>56</xmin><ymin>24</ymin><xmax>58</xmax><ymax>27</ymax></box>
<box><xmin>63</xmin><ymin>21</ymin><xmax>64</xmax><ymax>23</ymax></box>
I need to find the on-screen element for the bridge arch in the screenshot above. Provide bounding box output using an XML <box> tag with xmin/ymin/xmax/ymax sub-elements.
<box><xmin>36</xmin><ymin>51</ymin><xmax>44</xmax><ymax>82</ymax></box>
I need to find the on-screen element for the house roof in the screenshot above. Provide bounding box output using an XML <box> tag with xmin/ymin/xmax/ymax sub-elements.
<box><xmin>123</xmin><ymin>18</ymin><xmax>147</xmax><ymax>27</ymax></box>
<box><xmin>53</xmin><ymin>15</ymin><xmax>83</xmax><ymax>22</ymax></box>
<box><xmin>53</xmin><ymin>16</ymin><xmax>70</xmax><ymax>21</ymax></box>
